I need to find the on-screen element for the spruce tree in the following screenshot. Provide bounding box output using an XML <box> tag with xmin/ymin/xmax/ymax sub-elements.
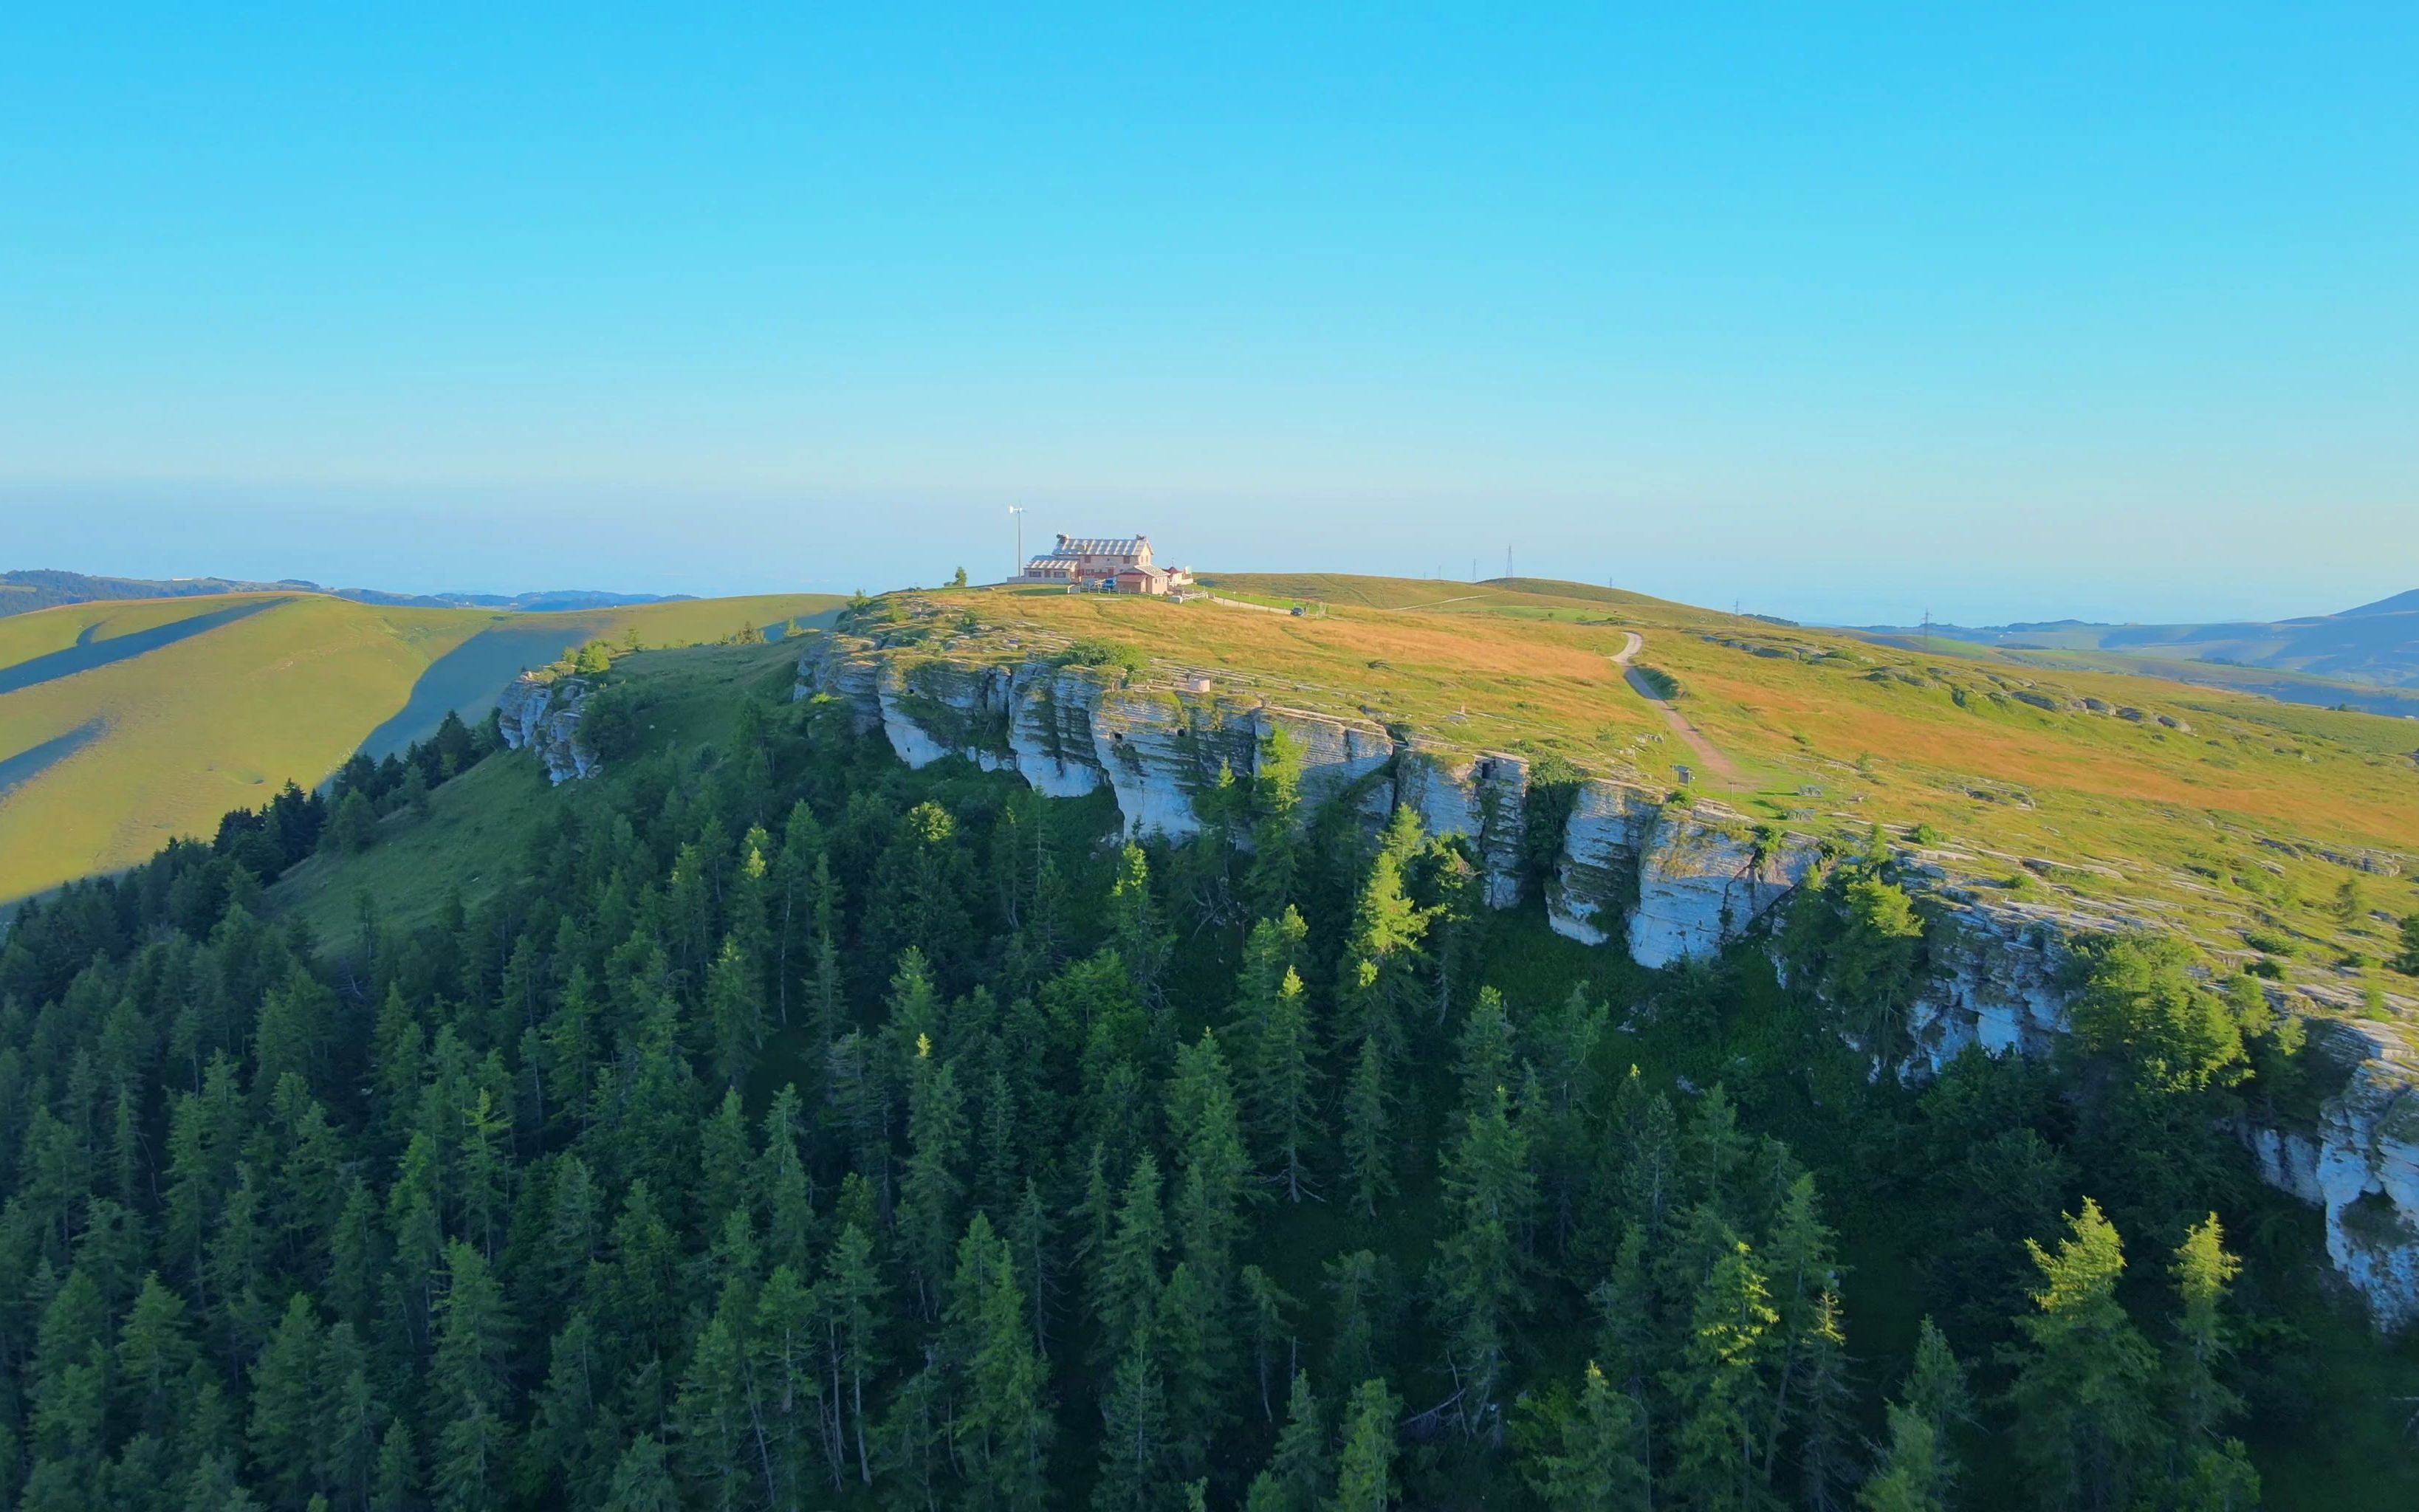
<box><xmin>2003</xmin><ymin>1199</ymin><xmax>2158</xmax><ymax>1512</ymax></box>
<box><xmin>1328</xmin><ymin>1378</ymin><xmax>1400</xmax><ymax>1512</ymax></box>
<box><xmin>1339</xmin><ymin>1036</ymin><xmax>1395</xmax><ymax>1219</ymax></box>
<box><xmin>1528</xmin><ymin>1361</ymin><xmax>1648</xmax><ymax>1512</ymax></box>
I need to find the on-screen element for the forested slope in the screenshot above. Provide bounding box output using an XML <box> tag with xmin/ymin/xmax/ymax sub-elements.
<box><xmin>1</xmin><ymin>630</ymin><xmax>2412</xmax><ymax>1511</ymax></box>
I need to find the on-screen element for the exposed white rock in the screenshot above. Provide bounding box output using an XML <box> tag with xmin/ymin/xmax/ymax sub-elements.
<box><xmin>1398</xmin><ymin>746</ymin><xmax>1531</xmax><ymax>907</ymax></box>
<box><xmin>1547</xmin><ymin>780</ymin><xmax>1656</xmax><ymax>944</ymax></box>
<box><xmin>1904</xmin><ymin>898</ymin><xmax>2101</xmax><ymax>1071</ymax></box>
<box><xmin>496</xmin><ymin>673</ymin><xmax>600</xmax><ymax>785</ymax></box>
<box><xmin>2299</xmin><ymin>1020</ymin><xmax>2419</xmax><ymax>1330</ymax></box>
<box><xmin>1621</xmin><ymin>811</ymin><xmax>1818</xmax><ymax>968</ymax></box>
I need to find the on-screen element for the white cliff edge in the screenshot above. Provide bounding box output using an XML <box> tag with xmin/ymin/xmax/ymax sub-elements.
<box><xmin>496</xmin><ymin>673</ymin><xmax>601</xmax><ymax>785</ymax></box>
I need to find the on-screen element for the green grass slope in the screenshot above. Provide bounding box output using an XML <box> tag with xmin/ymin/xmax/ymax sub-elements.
<box><xmin>0</xmin><ymin>591</ymin><xmax>844</xmax><ymax>903</ymax></box>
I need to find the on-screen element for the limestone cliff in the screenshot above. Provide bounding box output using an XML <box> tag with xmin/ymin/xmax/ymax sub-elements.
<box><xmin>1892</xmin><ymin>887</ymin><xmax>2419</xmax><ymax>1330</ymax></box>
<box><xmin>796</xmin><ymin>633</ymin><xmax>1815</xmax><ymax>966</ymax></box>
<box><xmin>496</xmin><ymin>672</ymin><xmax>600</xmax><ymax>785</ymax></box>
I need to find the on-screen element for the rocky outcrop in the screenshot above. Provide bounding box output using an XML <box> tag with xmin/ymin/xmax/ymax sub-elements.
<box><xmin>1883</xmin><ymin>888</ymin><xmax>2419</xmax><ymax>1330</ymax></box>
<box><xmin>497</xmin><ymin>673</ymin><xmax>600</xmax><ymax>784</ymax></box>
<box><xmin>1902</xmin><ymin>897</ymin><xmax>2107</xmax><ymax>1071</ymax></box>
<box><xmin>1627</xmin><ymin>816</ymin><xmax>1822</xmax><ymax>969</ymax></box>
<box><xmin>1399</xmin><ymin>746</ymin><xmax>1529</xmax><ymax>908</ymax></box>
<box><xmin>2294</xmin><ymin>1020</ymin><xmax>2419</xmax><ymax>1329</ymax></box>
<box><xmin>797</xmin><ymin>636</ymin><xmax>1837</xmax><ymax>974</ymax></box>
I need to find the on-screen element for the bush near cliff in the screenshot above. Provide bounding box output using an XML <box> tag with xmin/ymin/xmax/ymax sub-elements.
<box><xmin>2394</xmin><ymin>915</ymin><xmax>2419</xmax><ymax>975</ymax></box>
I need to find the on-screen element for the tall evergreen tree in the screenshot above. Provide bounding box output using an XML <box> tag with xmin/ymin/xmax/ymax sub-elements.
<box><xmin>2003</xmin><ymin>1200</ymin><xmax>2158</xmax><ymax>1512</ymax></box>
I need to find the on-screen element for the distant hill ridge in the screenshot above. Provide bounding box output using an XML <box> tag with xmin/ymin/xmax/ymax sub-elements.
<box><xmin>0</xmin><ymin>568</ymin><xmax>692</xmax><ymax>618</ymax></box>
<box><xmin>1853</xmin><ymin>588</ymin><xmax>2419</xmax><ymax>689</ymax></box>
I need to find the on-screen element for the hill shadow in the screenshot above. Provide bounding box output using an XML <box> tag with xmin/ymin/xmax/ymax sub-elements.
<box><xmin>354</xmin><ymin>605</ymin><xmax>845</xmax><ymax>762</ymax></box>
<box><xmin>0</xmin><ymin>719</ymin><xmax>105</xmax><ymax>797</ymax></box>
<box><xmin>357</xmin><ymin>622</ymin><xmax>581</xmax><ymax>761</ymax></box>
<box><xmin>0</xmin><ymin>599</ymin><xmax>283</xmax><ymax>696</ymax></box>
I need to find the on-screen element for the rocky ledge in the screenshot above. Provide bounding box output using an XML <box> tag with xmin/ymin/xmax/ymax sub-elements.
<box><xmin>799</xmin><ymin>635</ymin><xmax>1820</xmax><ymax>970</ymax></box>
<box><xmin>497</xmin><ymin>672</ymin><xmax>600</xmax><ymax>784</ymax></box>
<box><xmin>1893</xmin><ymin>888</ymin><xmax>2419</xmax><ymax>1330</ymax></box>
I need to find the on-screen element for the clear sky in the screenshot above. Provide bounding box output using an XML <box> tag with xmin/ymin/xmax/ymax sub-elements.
<box><xmin>5</xmin><ymin>4</ymin><xmax>2415</xmax><ymax>625</ymax></box>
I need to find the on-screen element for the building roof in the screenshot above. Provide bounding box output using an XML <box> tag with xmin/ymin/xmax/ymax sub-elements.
<box><xmin>1054</xmin><ymin>535</ymin><xmax>1148</xmax><ymax>557</ymax></box>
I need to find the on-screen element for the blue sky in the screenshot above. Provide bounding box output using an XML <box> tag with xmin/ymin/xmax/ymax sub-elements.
<box><xmin>4</xmin><ymin>5</ymin><xmax>2415</xmax><ymax>624</ymax></box>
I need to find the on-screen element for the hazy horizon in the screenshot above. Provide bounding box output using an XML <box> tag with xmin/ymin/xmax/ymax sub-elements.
<box><xmin>7</xmin><ymin>8</ymin><xmax>2415</xmax><ymax>626</ymax></box>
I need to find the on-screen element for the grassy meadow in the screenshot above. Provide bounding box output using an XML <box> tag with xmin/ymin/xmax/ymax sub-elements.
<box><xmin>0</xmin><ymin>591</ymin><xmax>844</xmax><ymax>903</ymax></box>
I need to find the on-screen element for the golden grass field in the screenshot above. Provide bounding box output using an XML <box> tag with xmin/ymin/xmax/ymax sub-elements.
<box><xmin>0</xmin><ymin>591</ymin><xmax>844</xmax><ymax>902</ymax></box>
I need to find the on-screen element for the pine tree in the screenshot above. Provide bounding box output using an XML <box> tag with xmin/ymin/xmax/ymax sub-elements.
<box><xmin>115</xmin><ymin>1274</ymin><xmax>200</xmax><ymax>1443</ymax></box>
<box><xmin>673</xmin><ymin>1312</ymin><xmax>752</xmax><ymax>1509</ymax></box>
<box><xmin>1859</xmin><ymin>1319</ymin><xmax>1968</xmax><ymax>1512</ymax></box>
<box><xmin>600</xmin><ymin>1434</ymin><xmax>679</xmax><ymax>1512</ymax></box>
<box><xmin>1254</xmin><ymin>1371</ymin><xmax>1328</xmax><ymax>1512</ymax></box>
<box><xmin>249</xmin><ymin>1292</ymin><xmax>324</xmax><ymax>1507</ymax></box>
<box><xmin>1095</xmin><ymin>1330</ymin><xmax>1174</xmax><ymax>1512</ymax></box>
<box><xmin>1528</xmin><ymin>1362</ymin><xmax>1648</xmax><ymax>1512</ymax></box>
<box><xmin>897</xmin><ymin>1047</ymin><xmax>969</xmax><ymax>1319</ymax></box>
<box><xmin>704</xmin><ymin>934</ymin><xmax>766</xmax><ymax>1089</ymax></box>
<box><xmin>1169</xmin><ymin>1029</ymin><xmax>1252</xmax><ymax>1301</ymax></box>
<box><xmin>950</xmin><ymin>1216</ymin><xmax>1053</xmax><ymax>1511</ymax></box>
<box><xmin>821</xmin><ymin>1222</ymin><xmax>887</xmax><ymax>1486</ymax></box>
<box><xmin>1333</xmin><ymin>806</ymin><xmax>1433</xmax><ymax>1071</ymax></box>
<box><xmin>1244</xmin><ymin>726</ymin><xmax>1306</xmax><ymax>919</ymax></box>
<box><xmin>2166</xmin><ymin>1213</ymin><xmax>2245</xmax><ymax>1451</ymax></box>
<box><xmin>1097</xmin><ymin>1154</ymin><xmax>1167</xmax><ymax>1364</ymax></box>
<box><xmin>1328</xmin><ymin>1378</ymin><xmax>1400</xmax><ymax>1512</ymax></box>
<box><xmin>1430</xmin><ymin>1083</ymin><xmax>1537</xmax><ymax>1434</ymax></box>
<box><xmin>1107</xmin><ymin>843</ymin><xmax>1173</xmax><ymax>1010</ymax></box>
<box><xmin>1252</xmin><ymin>966</ymin><xmax>1322</xmax><ymax>1202</ymax></box>
<box><xmin>1667</xmin><ymin>1240</ymin><xmax>1779</xmax><ymax>1511</ymax></box>
<box><xmin>2003</xmin><ymin>1199</ymin><xmax>2158</xmax><ymax>1512</ymax></box>
<box><xmin>1339</xmin><ymin>1035</ymin><xmax>1395</xmax><ymax>1219</ymax></box>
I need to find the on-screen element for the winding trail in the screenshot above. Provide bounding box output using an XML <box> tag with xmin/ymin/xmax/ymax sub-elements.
<box><xmin>1610</xmin><ymin>630</ymin><xmax>1744</xmax><ymax>788</ymax></box>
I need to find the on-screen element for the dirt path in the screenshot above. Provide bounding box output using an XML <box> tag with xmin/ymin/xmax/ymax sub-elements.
<box><xmin>1207</xmin><ymin>595</ymin><xmax>1295</xmax><ymax>615</ymax></box>
<box><xmin>1610</xmin><ymin>630</ymin><xmax>1744</xmax><ymax>788</ymax></box>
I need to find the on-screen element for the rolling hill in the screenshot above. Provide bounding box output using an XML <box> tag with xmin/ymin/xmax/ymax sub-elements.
<box><xmin>0</xmin><ymin>566</ymin><xmax>696</xmax><ymax>617</ymax></box>
<box><xmin>1853</xmin><ymin>590</ymin><xmax>2419</xmax><ymax>692</ymax></box>
<box><xmin>0</xmin><ymin>589</ymin><xmax>845</xmax><ymax>902</ymax></box>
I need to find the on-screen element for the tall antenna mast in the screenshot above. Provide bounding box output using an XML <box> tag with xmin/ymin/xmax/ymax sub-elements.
<box><xmin>1506</xmin><ymin>544</ymin><xmax>1513</xmax><ymax>578</ymax></box>
<box><xmin>1008</xmin><ymin>506</ymin><xmax>1026</xmax><ymax>582</ymax></box>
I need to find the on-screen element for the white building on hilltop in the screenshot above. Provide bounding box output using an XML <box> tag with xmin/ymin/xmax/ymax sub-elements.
<box><xmin>1015</xmin><ymin>534</ymin><xmax>1192</xmax><ymax>594</ymax></box>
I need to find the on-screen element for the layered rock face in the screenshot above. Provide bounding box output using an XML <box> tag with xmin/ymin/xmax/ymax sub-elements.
<box><xmin>1624</xmin><ymin>812</ymin><xmax>1820</xmax><ymax>969</ymax></box>
<box><xmin>496</xmin><ymin>673</ymin><xmax>600</xmax><ymax>784</ymax></box>
<box><xmin>2287</xmin><ymin>1020</ymin><xmax>2419</xmax><ymax>1329</ymax></box>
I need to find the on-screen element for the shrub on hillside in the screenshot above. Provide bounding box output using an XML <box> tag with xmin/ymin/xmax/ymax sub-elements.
<box><xmin>1054</xmin><ymin>637</ymin><xmax>1147</xmax><ymax>678</ymax></box>
<box><xmin>581</xmin><ymin>684</ymin><xmax>653</xmax><ymax>761</ymax></box>
<box><xmin>2394</xmin><ymin>915</ymin><xmax>2419</xmax><ymax>975</ymax></box>
<box><xmin>1633</xmin><ymin>664</ymin><xmax>1682</xmax><ymax>699</ymax></box>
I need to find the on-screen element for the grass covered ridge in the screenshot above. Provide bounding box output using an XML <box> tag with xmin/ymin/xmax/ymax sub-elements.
<box><xmin>0</xmin><ymin>591</ymin><xmax>845</xmax><ymax>902</ymax></box>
